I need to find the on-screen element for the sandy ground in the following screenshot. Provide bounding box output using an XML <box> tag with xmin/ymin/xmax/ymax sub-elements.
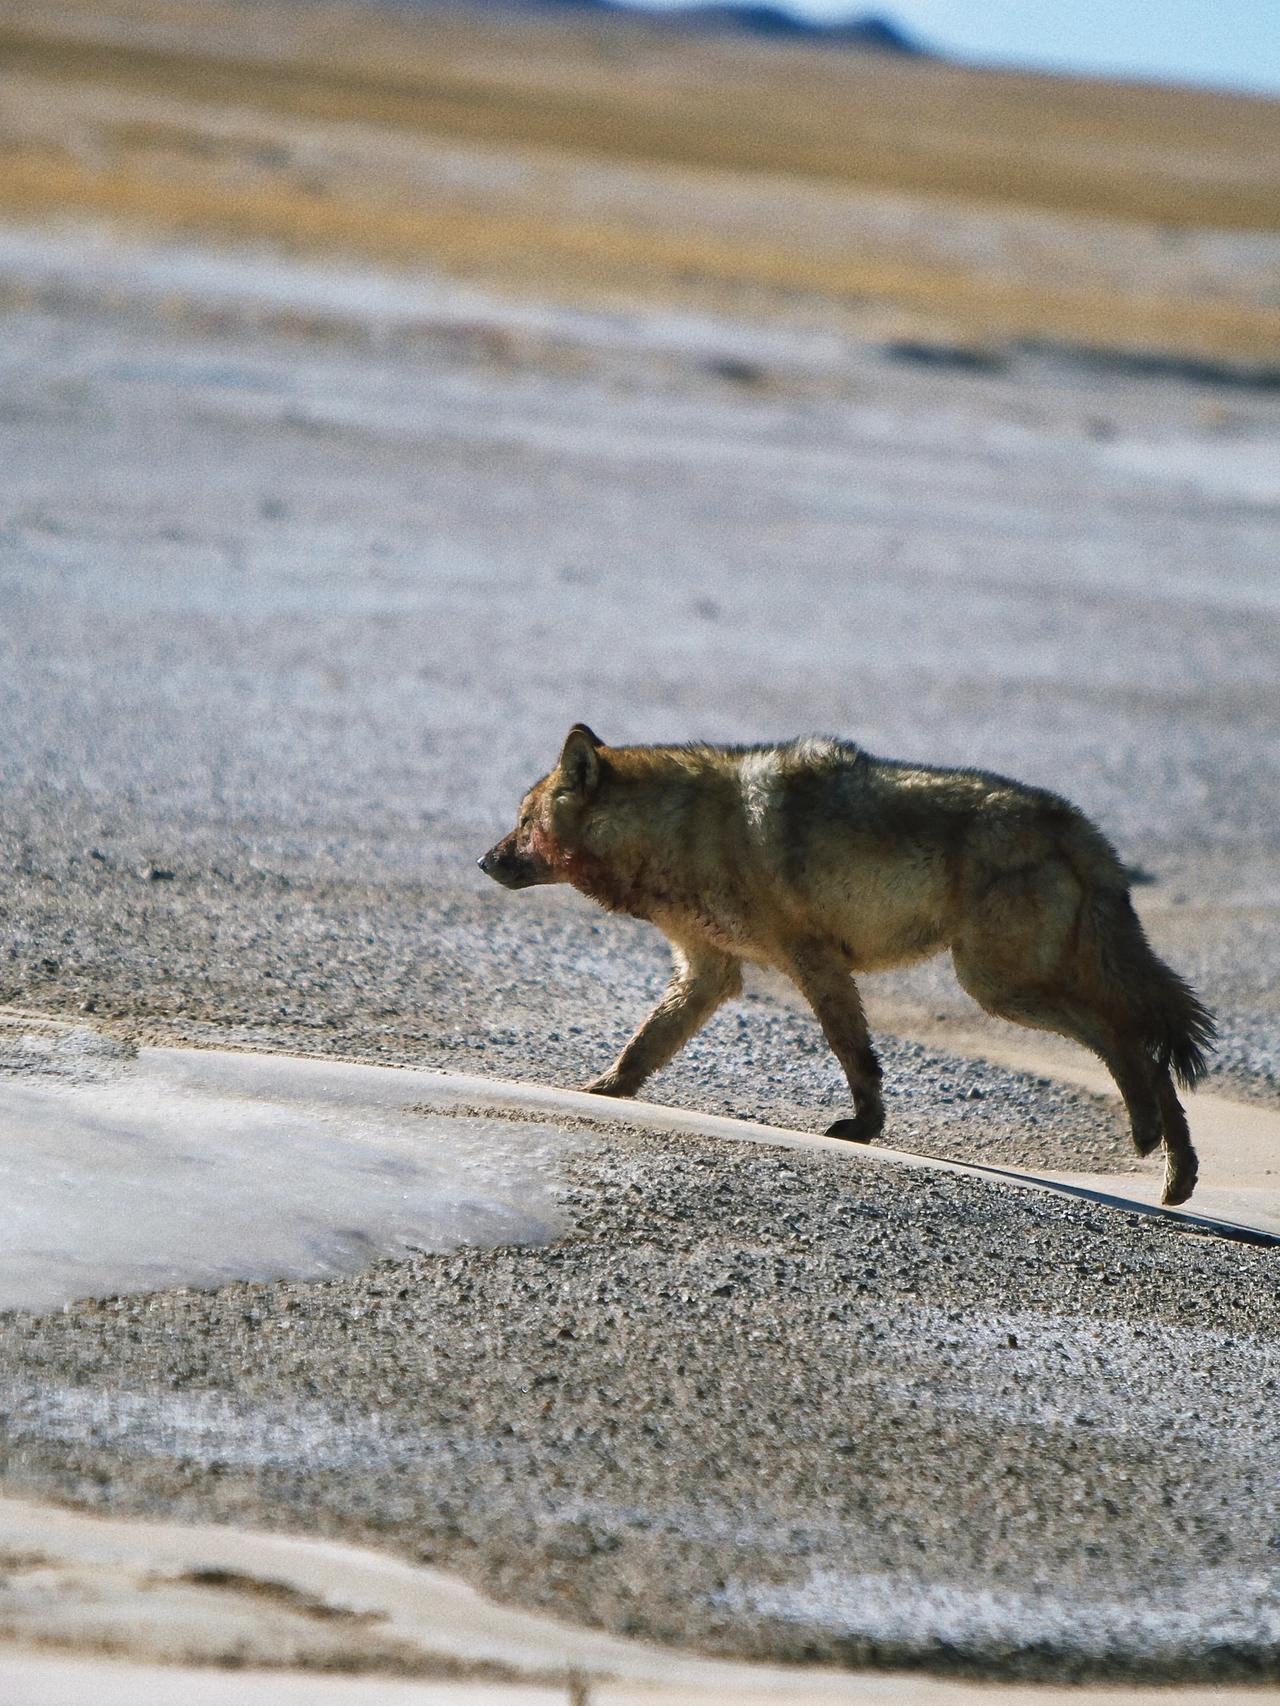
<box><xmin>4</xmin><ymin>1488</ymin><xmax>1280</xmax><ymax>1706</ymax></box>
<box><xmin>2</xmin><ymin>216</ymin><xmax>1280</xmax><ymax>1683</ymax></box>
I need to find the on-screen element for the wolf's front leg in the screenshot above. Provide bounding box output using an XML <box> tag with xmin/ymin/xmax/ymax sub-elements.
<box><xmin>785</xmin><ymin>941</ymin><xmax>885</xmax><ymax>1143</ymax></box>
<box><xmin>580</xmin><ymin>945</ymin><xmax>742</xmax><ymax>1098</ymax></box>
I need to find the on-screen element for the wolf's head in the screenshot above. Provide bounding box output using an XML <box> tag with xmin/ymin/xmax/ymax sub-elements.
<box><xmin>477</xmin><ymin>723</ymin><xmax>603</xmax><ymax>889</ymax></box>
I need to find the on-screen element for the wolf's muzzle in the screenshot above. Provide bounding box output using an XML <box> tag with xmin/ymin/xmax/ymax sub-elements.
<box><xmin>477</xmin><ymin>844</ymin><xmax>542</xmax><ymax>889</ymax></box>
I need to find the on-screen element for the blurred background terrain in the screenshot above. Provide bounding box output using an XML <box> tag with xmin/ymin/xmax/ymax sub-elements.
<box><xmin>3</xmin><ymin>0</ymin><xmax>1279</xmax><ymax>363</ymax></box>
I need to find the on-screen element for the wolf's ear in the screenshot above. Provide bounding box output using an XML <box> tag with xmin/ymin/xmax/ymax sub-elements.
<box><xmin>558</xmin><ymin>723</ymin><xmax>603</xmax><ymax>797</ymax></box>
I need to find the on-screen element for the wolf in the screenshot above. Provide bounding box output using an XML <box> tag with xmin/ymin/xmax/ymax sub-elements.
<box><xmin>479</xmin><ymin>726</ymin><xmax>1215</xmax><ymax>1205</ymax></box>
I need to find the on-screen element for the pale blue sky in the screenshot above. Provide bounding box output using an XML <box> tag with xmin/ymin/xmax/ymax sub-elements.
<box><xmin>635</xmin><ymin>0</ymin><xmax>1280</xmax><ymax>95</ymax></box>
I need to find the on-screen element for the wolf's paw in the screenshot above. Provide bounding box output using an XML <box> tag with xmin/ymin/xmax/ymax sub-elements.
<box><xmin>1161</xmin><ymin>1149</ymin><xmax>1199</xmax><ymax>1208</ymax></box>
<box><xmin>577</xmin><ymin>1075</ymin><xmax>635</xmax><ymax>1099</ymax></box>
<box><xmin>825</xmin><ymin>1109</ymin><xmax>884</xmax><ymax>1144</ymax></box>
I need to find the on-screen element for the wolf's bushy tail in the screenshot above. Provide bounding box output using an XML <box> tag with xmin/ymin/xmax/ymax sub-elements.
<box><xmin>1089</xmin><ymin>889</ymin><xmax>1217</xmax><ymax>1089</ymax></box>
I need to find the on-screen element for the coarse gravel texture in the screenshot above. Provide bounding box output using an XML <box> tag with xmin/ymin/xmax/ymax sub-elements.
<box><xmin>1</xmin><ymin>1124</ymin><xmax>1278</xmax><ymax>1681</ymax></box>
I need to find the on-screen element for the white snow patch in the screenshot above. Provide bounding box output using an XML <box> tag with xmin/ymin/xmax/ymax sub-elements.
<box><xmin>862</xmin><ymin>1302</ymin><xmax>1280</xmax><ymax>1453</ymax></box>
<box><xmin>0</xmin><ymin>1382</ymin><xmax>517</xmax><ymax>1473</ymax></box>
<box><xmin>716</xmin><ymin>1565</ymin><xmax>1280</xmax><ymax>1659</ymax></box>
<box><xmin>0</xmin><ymin>1031</ymin><xmax>573</xmax><ymax>1312</ymax></box>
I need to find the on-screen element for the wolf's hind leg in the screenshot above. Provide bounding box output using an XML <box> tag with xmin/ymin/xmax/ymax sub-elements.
<box><xmin>785</xmin><ymin>942</ymin><xmax>884</xmax><ymax>1143</ymax></box>
<box><xmin>580</xmin><ymin>944</ymin><xmax>742</xmax><ymax>1098</ymax></box>
<box><xmin>1154</xmin><ymin>1065</ymin><xmax>1198</xmax><ymax>1207</ymax></box>
<box><xmin>1051</xmin><ymin>1013</ymin><xmax>1198</xmax><ymax>1206</ymax></box>
<box><xmin>951</xmin><ymin>949</ymin><xmax>1191</xmax><ymax>1190</ymax></box>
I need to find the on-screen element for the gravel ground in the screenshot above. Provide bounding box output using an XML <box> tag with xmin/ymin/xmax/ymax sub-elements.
<box><xmin>1</xmin><ymin>233</ymin><xmax>1279</xmax><ymax>1677</ymax></box>
<box><xmin>2</xmin><ymin>1123</ymin><xmax>1278</xmax><ymax>1681</ymax></box>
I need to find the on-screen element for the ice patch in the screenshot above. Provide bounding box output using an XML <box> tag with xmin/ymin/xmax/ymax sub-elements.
<box><xmin>863</xmin><ymin>1302</ymin><xmax>1280</xmax><ymax>1453</ymax></box>
<box><xmin>0</xmin><ymin>1033</ymin><xmax>574</xmax><ymax>1312</ymax></box>
<box><xmin>0</xmin><ymin>1382</ymin><xmax>515</xmax><ymax>1474</ymax></box>
<box><xmin>715</xmin><ymin>1564</ymin><xmax>1280</xmax><ymax>1661</ymax></box>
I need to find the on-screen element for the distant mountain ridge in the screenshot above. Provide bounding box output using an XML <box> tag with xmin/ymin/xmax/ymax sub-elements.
<box><xmin>515</xmin><ymin>0</ymin><xmax>927</xmax><ymax>55</ymax></box>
